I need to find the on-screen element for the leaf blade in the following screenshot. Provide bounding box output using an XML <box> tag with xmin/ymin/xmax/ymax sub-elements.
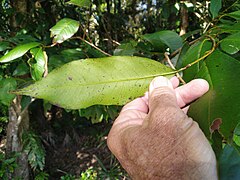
<box><xmin>67</xmin><ymin>0</ymin><xmax>91</xmax><ymax>7</ymax></box>
<box><xmin>0</xmin><ymin>42</ymin><xmax>40</xmax><ymax>63</ymax></box>
<box><xmin>188</xmin><ymin>50</ymin><xmax>240</xmax><ymax>139</ymax></box>
<box><xmin>50</xmin><ymin>18</ymin><xmax>79</xmax><ymax>44</ymax></box>
<box><xmin>143</xmin><ymin>30</ymin><xmax>183</xmax><ymax>52</ymax></box>
<box><xmin>210</xmin><ymin>0</ymin><xmax>222</xmax><ymax>18</ymax></box>
<box><xmin>14</xmin><ymin>56</ymin><xmax>173</xmax><ymax>109</ymax></box>
<box><xmin>220</xmin><ymin>32</ymin><xmax>240</xmax><ymax>54</ymax></box>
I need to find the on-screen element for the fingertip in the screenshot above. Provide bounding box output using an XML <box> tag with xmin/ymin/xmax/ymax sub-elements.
<box><xmin>175</xmin><ymin>78</ymin><xmax>210</xmax><ymax>108</ymax></box>
<box><xmin>190</xmin><ymin>79</ymin><xmax>210</xmax><ymax>94</ymax></box>
<box><xmin>149</xmin><ymin>76</ymin><xmax>173</xmax><ymax>94</ymax></box>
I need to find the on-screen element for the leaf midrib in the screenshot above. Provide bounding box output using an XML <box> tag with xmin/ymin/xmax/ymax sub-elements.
<box><xmin>21</xmin><ymin>71</ymin><xmax>174</xmax><ymax>92</ymax></box>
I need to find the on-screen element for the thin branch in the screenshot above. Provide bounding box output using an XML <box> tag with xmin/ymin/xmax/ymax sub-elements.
<box><xmin>72</xmin><ymin>36</ymin><xmax>112</xmax><ymax>57</ymax></box>
<box><xmin>176</xmin><ymin>35</ymin><xmax>216</xmax><ymax>73</ymax></box>
<box><xmin>164</xmin><ymin>52</ymin><xmax>186</xmax><ymax>84</ymax></box>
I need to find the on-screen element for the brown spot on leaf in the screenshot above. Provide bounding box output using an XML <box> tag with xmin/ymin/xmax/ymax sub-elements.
<box><xmin>210</xmin><ymin>118</ymin><xmax>222</xmax><ymax>133</ymax></box>
<box><xmin>68</xmin><ymin>77</ymin><xmax>73</xmax><ymax>80</ymax></box>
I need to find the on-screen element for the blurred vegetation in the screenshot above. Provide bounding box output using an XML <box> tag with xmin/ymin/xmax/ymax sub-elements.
<box><xmin>1</xmin><ymin>0</ymin><xmax>240</xmax><ymax>179</ymax></box>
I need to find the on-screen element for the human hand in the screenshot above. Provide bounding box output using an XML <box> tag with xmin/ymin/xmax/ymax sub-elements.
<box><xmin>107</xmin><ymin>76</ymin><xmax>217</xmax><ymax>180</ymax></box>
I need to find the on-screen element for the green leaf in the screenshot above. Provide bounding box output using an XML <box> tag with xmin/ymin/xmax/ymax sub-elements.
<box><xmin>0</xmin><ymin>42</ymin><xmax>40</xmax><ymax>63</ymax></box>
<box><xmin>188</xmin><ymin>50</ymin><xmax>240</xmax><ymax>139</ymax></box>
<box><xmin>220</xmin><ymin>32</ymin><xmax>240</xmax><ymax>54</ymax></box>
<box><xmin>226</xmin><ymin>10</ymin><xmax>240</xmax><ymax>20</ymax></box>
<box><xmin>12</xmin><ymin>62</ymin><xmax>29</xmax><ymax>76</ymax></box>
<box><xmin>79</xmin><ymin>105</ymin><xmax>120</xmax><ymax>124</ymax></box>
<box><xmin>210</xmin><ymin>0</ymin><xmax>222</xmax><ymax>18</ymax></box>
<box><xmin>143</xmin><ymin>30</ymin><xmax>183</xmax><ymax>52</ymax></box>
<box><xmin>218</xmin><ymin>22</ymin><xmax>240</xmax><ymax>34</ymax></box>
<box><xmin>114</xmin><ymin>41</ymin><xmax>138</xmax><ymax>56</ymax></box>
<box><xmin>14</xmin><ymin>56</ymin><xmax>173</xmax><ymax>109</ymax></box>
<box><xmin>234</xmin><ymin>122</ymin><xmax>240</xmax><ymax>136</ymax></box>
<box><xmin>182</xmin><ymin>40</ymin><xmax>212</xmax><ymax>82</ymax></box>
<box><xmin>0</xmin><ymin>41</ymin><xmax>10</xmax><ymax>52</ymax></box>
<box><xmin>219</xmin><ymin>145</ymin><xmax>240</xmax><ymax>180</ymax></box>
<box><xmin>50</xmin><ymin>18</ymin><xmax>79</xmax><ymax>44</ymax></box>
<box><xmin>29</xmin><ymin>48</ymin><xmax>47</xmax><ymax>81</ymax></box>
<box><xmin>67</xmin><ymin>0</ymin><xmax>91</xmax><ymax>8</ymax></box>
<box><xmin>0</xmin><ymin>78</ymin><xmax>17</xmax><ymax>106</ymax></box>
<box><xmin>60</xmin><ymin>48</ymin><xmax>86</xmax><ymax>60</ymax></box>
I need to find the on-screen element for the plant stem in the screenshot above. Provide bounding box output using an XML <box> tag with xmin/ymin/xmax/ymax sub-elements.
<box><xmin>176</xmin><ymin>36</ymin><xmax>216</xmax><ymax>73</ymax></box>
<box><xmin>72</xmin><ymin>36</ymin><xmax>112</xmax><ymax>57</ymax></box>
<box><xmin>164</xmin><ymin>52</ymin><xmax>186</xmax><ymax>84</ymax></box>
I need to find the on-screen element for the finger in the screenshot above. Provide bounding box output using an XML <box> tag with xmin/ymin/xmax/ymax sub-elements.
<box><xmin>121</xmin><ymin>96</ymin><xmax>148</xmax><ymax>114</ymax></box>
<box><xmin>175</xmin><ymin>79</ymin><xmax>209</xmax><ymax>108</ymax></box>
<box><xmin>114</xmin><ymin>96</ymin><xmax>148</xmax><ymax>125</ymax></box>
<box><xmin>170</xmin><ymin>76</ymin><xmax>179</xmax><ymax>89</ymax></box>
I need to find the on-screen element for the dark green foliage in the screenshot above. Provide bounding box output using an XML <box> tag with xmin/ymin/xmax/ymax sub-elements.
<box><xmin>1</xmin><ymin>0</ymin><xmax>240</xmax><ymax>178</ymax></box>
<box><xmin>22</xmin><ymin>131</ymin><xmax>45</xmax><ymax>171</ymax></box>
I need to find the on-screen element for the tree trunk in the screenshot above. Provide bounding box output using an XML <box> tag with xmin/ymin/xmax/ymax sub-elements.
<box><xmin>179</xmin><ymin>3</ymin><xmax>189</xmax><ymax>36</ymax></box>
<box><xmin>6</xmin><ymin>97</ymin><xmax>30</xmax><ymax>180</ymax></box>
<box><xmin>9</xmin><ymin>0</ymin><xmax>28</xmax><ymax>33</ymax></box>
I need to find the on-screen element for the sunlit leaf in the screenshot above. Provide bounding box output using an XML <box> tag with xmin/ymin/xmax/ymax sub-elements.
<box><xmin>29</xmin><ymin>48</ymin><xmax>47</xmax><ymax>81</ymax></box>
<box><xmin>67</xmin><ymin>0</ymin><xmax>91</xmax><ymax>8</ymax></box>
<box><xmin>50</xmin><ymin>18</ymin><xmax>79</xmax><ymax>44</ymax></box>
<box><xmin>14</xmin><ymin>56</ymin><xmax>173</xmax><ymax>109</ymax></box>
<box><xmin>220</xmin><ymin>32</ymin><xmax>240</xmax><ymax>54</ymax></box>
<box><xmin>143</xmin><ymin>30</ymin><xmax>183</xmax><ymax>52</ymax></box>
<box><xmin>0</xmin><ymin>42</ymin><xmax>40</xmax><ymax>63</ymax></box>
<box><xmin>188</xmin><ymin>50</ymin><xmax>240</xmax><ymax>139</ymax></box>
<box><xmin>210</xmin><ymin>0</ymin><xmax>222</xmax><ymax>18</ymax></box>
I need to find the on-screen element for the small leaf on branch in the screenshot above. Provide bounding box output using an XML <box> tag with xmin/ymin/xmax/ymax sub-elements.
<box><xmin>0</xmin><ymin>42</ymin><xmax>40</xmax><ymax>63</ymax></box>
<box><xmin>210</xmin><ymin>0</ymin><xmax>222</xmax><ymax>19</ymax></box>
<box><xmin>50</xmin><ymin>18</ymin><xmax>79</xmax><ymax>44</ymax></box>
<box><xmin>143</xmin><ymin>30</ymin><xmax>183</xmax><ymax>52</ymax></box>
<box><xmin>14</xmin><ymin>56</ymin><xmax>173</xmax><ymax>109</ymax></box>
<box><xmin>67</xmin><ymin>0</ymin><xmax>91</xmax><ymax>8</ymax></box>
<box><xmin>29</xmin><ymin>48</ymin><xmax>48</xmax><ymax>81</ymax></box>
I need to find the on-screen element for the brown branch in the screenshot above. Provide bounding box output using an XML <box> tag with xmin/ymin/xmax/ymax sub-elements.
<box><xmin>72</xmin><ymin>36</ymin><xmax>112</xmax><ymax>57</ymax></box>
<box><xmin>164</xmin><ymin>52</ymin><xmax>186</xmax><ymax>84</ymax></box>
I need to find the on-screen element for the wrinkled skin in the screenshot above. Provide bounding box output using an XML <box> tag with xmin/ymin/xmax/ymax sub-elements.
<box><xmin>107</xmin><ymin>76</ymin><xmax>217</xmax><ymax>180</ymax></box>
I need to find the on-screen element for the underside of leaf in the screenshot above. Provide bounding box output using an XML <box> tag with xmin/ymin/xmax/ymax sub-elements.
<box><xmin>14</xmin><ymin>56</ymin><xmax>174</xmax><ymax>109</ymax></box>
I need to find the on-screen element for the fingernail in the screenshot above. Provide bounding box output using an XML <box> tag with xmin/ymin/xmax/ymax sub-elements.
<box><xmin>152</xmin><ymin>76</ymin><xmax>171</xmax><ymax>88</ymax></box>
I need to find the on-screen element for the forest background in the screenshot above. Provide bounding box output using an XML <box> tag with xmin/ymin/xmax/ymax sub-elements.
<box><xmin>1</xmin><ymin>0</ymin><xmax>240</xmax><ymax>179</ymax></box>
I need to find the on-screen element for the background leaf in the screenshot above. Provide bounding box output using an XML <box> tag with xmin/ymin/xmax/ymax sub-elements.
<box><xmin>188</xmin><ymin>50</ymin><xmax>240</xmax><ymax>139</ymax></box>
<box><xmin>50</xmin><ymin>18</ymin><xmax>79</xmax><ymax>44</ymax></box>
<box><xmin>14</xmin><ymin>56</ymin><xmax>173</xmax><ymax>109</ymax></box>
<box><xmin>0</xmin><ymin>42</ymin><xmax>40</xmax><ymax>63</ymax></box>
<box><xmin>220</xmin><ymin>32</ymin><xmax>240</xmax><ymax>54</ymax></box>
<box><xmin>226</xmin><ymin>10</ymin><xmax>240</xmax><ymax>20</ymax></box>
<box><xmin>143</xmin><ymin>30</ymin><xmax>183</xmax><ymax>52</ymax></box>
<box><xmin>210</xmin><ymin>0</ymin><xmax>222</xmax><ymax>18</ymax></box>
<box><xmin>0</xmin><ymin>42</ymin><xmax>10</xmax><ymax>52</ymax></box>
<box><xmin>0</xmin><ymin>78</ymin><xmax>17</xmax><ymax>106</ymax></box>
<box><xmin>182</xmin><ymin>40</ymin><xmax>212</xmax><ymax>82</ymax></box>
<box><xmin>219</xmin><ymin>145</ymin><xmax>240</xmax><ymax>180</ymax></box>
<box><xmin>67</xmin><ymin>0</ymin><xmax>91</xmax><ymax>8</ymax></box>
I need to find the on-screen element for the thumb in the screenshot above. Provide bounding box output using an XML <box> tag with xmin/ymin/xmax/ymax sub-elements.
<box><xmin>147</xmin><ymin>76</ymin><xmax>188</xmax><ymax>128</ymax></box>
<box><xmin>149</xmin><ymin>76</ymin><xmax>178</xmax><ymax>111</ymax></box>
